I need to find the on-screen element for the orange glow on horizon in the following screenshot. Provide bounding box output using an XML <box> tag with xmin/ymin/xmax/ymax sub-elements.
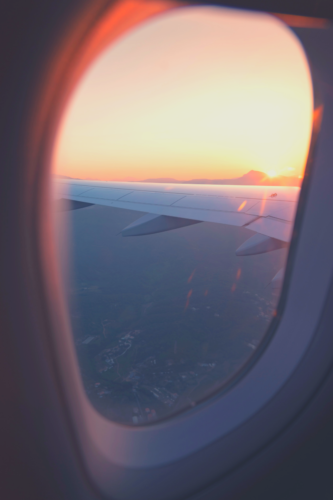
<box><xmin>53</xmin><ymin>7</ymin><xmax>313</xmax><ymax>182</ymax></box>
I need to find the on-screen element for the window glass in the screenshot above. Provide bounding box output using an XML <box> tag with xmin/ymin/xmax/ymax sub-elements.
<box><xmin>53</xmin><ymin>6</ymin><xmax>313</xmax><ymax>424</ymax></box>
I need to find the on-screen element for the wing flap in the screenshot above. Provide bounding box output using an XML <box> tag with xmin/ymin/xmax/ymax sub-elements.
<box><xmin>172</xmin><ymin>196</ymin><xmax>259</xmax><ymax>212</ymax></box>
<box><xmin>246</xmin><ymin>199</ymin><xmax>297</xmax><ymax>220</ymax></box>
<box><xmin>81</xmin><ymin>187</ymin><xmax>134</xmax><ymax>200</ymax></box>
<box><xmin>245</xmin><ymin>216</ymin><xmax>292</xmax><ymax>242</ymax></box>
<box><xmin>117</xmin><ymin>191</ymin><xmax>186</xmax><ymax>206</ymax></box>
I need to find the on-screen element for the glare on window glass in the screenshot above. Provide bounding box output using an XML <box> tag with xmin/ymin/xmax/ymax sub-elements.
<box><xmin>53</xmin><ymin>6</ymin><xmax>313</xmax><ymax>425</ymax></box>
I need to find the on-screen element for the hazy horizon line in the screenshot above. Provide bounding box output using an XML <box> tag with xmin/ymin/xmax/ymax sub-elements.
<box><xmin>54</xmin><ymin>169</ymin><xmax>302</xmax><ymax>183</ymax></box>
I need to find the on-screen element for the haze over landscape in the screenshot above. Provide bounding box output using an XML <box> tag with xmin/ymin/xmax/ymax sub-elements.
<box><xmin>57</xmin><ymin>202</ymin><xmax>286</xmax><ymax>425</ymax></box>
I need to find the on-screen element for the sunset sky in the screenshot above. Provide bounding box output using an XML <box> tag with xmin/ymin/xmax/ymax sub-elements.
<box><xmin>53</xmin><ymin>6</ymin><xmax>313</xmax><ymax>182</ymax></box>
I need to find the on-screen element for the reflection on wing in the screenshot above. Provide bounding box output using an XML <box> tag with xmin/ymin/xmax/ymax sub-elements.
<box><xmin>55</xmin><ymin>179</ymin><xmax>299</xmax><ymax>246</ymax></box>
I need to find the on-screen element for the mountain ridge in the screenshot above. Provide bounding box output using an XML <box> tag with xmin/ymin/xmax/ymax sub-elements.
<box><xmin>55</xmin><ymin>170</ymin><xmax>301</xmax><ymax>187</ymax></box>
<box><xmin>141</xmin><ymin>170</ymin><xmax>301</xmax><ymax>186</ymax></box>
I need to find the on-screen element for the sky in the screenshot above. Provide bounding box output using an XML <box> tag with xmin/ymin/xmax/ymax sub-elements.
<box><xmin>53</xmin><ymin>6</ymin><xmax>313</xmax><ymax>182</ymax></box>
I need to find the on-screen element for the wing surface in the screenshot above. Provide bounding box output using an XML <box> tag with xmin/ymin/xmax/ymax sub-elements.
<box><xmin>54</xmin><ymin>179</ymin><xmax>299</xmax><ymax>243</ymax></box>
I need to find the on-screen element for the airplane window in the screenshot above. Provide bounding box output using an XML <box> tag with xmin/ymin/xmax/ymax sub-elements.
<box><xmin>52</xmin><ymin>6</ymin><xmax>313</xmax><ymax>425</ymax></box>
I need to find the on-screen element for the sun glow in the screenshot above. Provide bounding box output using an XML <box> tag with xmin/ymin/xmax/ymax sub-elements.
<box><xmin>53</xmin><ymin>7</ymin><xmax>313</xmax><ymax>182</ymax></box>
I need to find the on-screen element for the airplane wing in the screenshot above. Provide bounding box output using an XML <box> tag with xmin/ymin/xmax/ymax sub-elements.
<box><xmin>54</xmin><ymin>179</ymin><xmax>299</xmax><ymax>257</ymax></box>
